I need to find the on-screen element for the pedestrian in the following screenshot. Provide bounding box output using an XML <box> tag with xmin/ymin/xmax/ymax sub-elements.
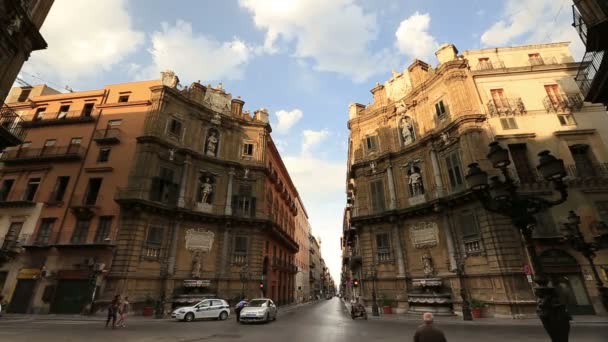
<box><xmin>105</xmin><ymin>295</ymin><xmax>120</xmax><ymax>329</ymax></box>
<box><xmin>0</xmin><ymin>294</ymin><xmax>4</xmax><ymax>317</ymax></box>
<box><xmin>234</xmin><ymin>298</ymin><xmax>248</xmax><ymax>322</ymax></box>
<box><xmin>117</xmin><ymin>296</ymin><xmax>130</xmax><ymax>328</ymax></box>
<box><xmin>413</xmin><ymin>312</ymin><xmax>447</xmax><ymax>342</ymax></box>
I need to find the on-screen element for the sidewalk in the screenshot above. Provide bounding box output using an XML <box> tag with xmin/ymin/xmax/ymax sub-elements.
<box><xmin>341</xmin><ymin>299</ymin><xmax>608</xmax><ymax>326</ymax></box>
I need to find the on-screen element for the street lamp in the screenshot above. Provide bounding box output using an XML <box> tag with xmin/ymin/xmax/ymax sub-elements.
<box><xmin>455</xmin><ymin>259</ymin><xmax>473</xmax><ymax>321</ymax></box>
<box><xmin>240</xmin><ymin>264</ymin><xmax>250</xmax><ymax>299</ymax></box>
<box><xmin>366</xmin><ymin>264</ymin><xmax>380</xmax><ymax>317</ymax></box>
<box><xmin>561</xmin><ymin>211</ymin><xmax>608</xmax><ymax>310</ymax></box>
<box><xmin>465</xmin><ymin>142</ymin><xmax>571</xmax><ymax>342</ymax></box>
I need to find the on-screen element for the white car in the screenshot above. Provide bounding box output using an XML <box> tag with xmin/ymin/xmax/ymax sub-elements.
<box><xmin>239</xmin><ymin>298</ymin><xmax>278</xmax><ymax>323</ymax></box>
<box><xmin>171</xmin><ymin>299</ymin><xmax>230</xmax><ymax>322</ymax></box>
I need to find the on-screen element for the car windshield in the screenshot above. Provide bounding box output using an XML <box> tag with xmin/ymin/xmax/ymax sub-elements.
<box><xmin>247</xmin><ymin>300</ymin><xmax>267</xmax><ymax>307</ymax></box>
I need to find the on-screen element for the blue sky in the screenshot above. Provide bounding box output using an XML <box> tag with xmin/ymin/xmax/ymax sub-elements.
<box><xmin>20</xmin><ymin>0</ymin><xmax>583</xmax><ymax>284</ymax></box>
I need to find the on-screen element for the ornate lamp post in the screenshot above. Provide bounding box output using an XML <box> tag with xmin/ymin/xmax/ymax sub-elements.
<box><xmin>366</xmin><ymin>263</ymin><xmax>380</xmax><ymax>316</ymax></box>
<box><xmin>561</xmin><ymin>211</ymin><xmax>608</xmax><ymax>310</ymax></box>
<box><xmin>455</xmin><ymin>259</ymin><xmax>473</xmax><ymax>321</ymax></box>
<box><xmin>465</xmin><ymin>142</ymin><xmax>571</xmax><ymax>342</ymax></box>
<box><xmin>240</xmin><ymin>264</ymin><xmax>250</xmax><ymax>299</ymax></box>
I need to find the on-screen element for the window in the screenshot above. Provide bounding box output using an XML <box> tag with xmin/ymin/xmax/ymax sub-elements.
<box><xmin>82</xmin><ymin>103</ymin><xmax>95</xmax><ymax>117</ymax></box>
<box><xmin>478</xmin><ymin>57</ymin><xmax>492</xmax><ymax>70</ymax></box>
<box><xmin>0</xmin><ymin>179</ymin><xmax>14</xmax><ymax>201</ymax></box>
<box><xmin>595</xmin><ymin>201</ymin><xmax>608</xmax><ymax>223</ymax></box>
<box><xmin>108</xmin><ymin>119</ymin><xmax>122</xmax><ymax>126</ymax></box>
<box><xmin>34</xmin><ymin>107</ymin><xmax>46</xmax><ymax>120</ymax></box>
<box><xmin>369</xmin><ymin>179</ymin><xmax>385</xmax><ymax>213</ymax></box>
<box><xmin>17</xmin><ymin>88</ymin><xmax>31</xmax><ymax>102</ymax></box>
<box><xmin>569</xmin><ymin>144</ymin><xmax>596</xmax><ymax>177</ymax></box>
<box><xmin>118</xmin><ymin>95</ymin><xmax>130</xmax><ymax>103</ymax></box>
<box><xmin>44</xmin><ymin>139</ymin><xmax>56</xmax><ymax>147</ymax></box>
<box><xmin>235</xmin><ymin>236</ymin><xmax>248</xmax><ymax>254</ymax></box>
<box><xmin>458</xmin><ymin>210</ymin><xmax>482</xmax><ymax>255</ymax></box>
<box><xmin>71</xmin><ymin>219</ymin><xmax>90</xmax><ymax>244</ymax></box>
<box><xmin>21</xmin><ymin>141</ymin><xmax>31</xmax><ymax>149</ymax></box>
<box><xmin>558</xmin><ymin>114</ymin><xmax>576</xmax><ymax>126</ymax></box>
<box><xmin>24</xmin><ymin>177</ymin><xmax>41</xmax><ymax>201</ymax></box>
<box><xmin>365</xmin><ymin>135</ymin><xmax>378</xmax><ymax>152</ymax></box>
<box><xmin>435</xmin><ymin>100</ymin><xmax>448</xmax><ymax>118</ymax></box>
<box><xmin>94</xmin><ymin>216</ymin><xmax>113</xmax><ymax>243</ymax></box>
<box><xmin>508</xmin><ymin>144</ymin><xmax>536</xmax><ymax>183</ymax></box>
<box><xmin>529</xmin><ymin>53</ymin><xmax>544</xmax><ymax>66</ymax></box>
<box><xmin>232</xmin><ymin>185</ymin><xmax>256</xmax><ymax>217</ymax></box>
<box><xmin>50</xmin><ymin>176</ymin><xmax>69</xmax><ymax>202</ymax></box>
<box><xmin>544</xmin><ymin>84</ymin><xmax>561</xmax><ymax>106</ymax></box>
<box><xmin>84</xmin><ymin>178</ymin><xmax>103</xmax><ymax>205</ymax></box>
<box><xmin>490</xmin><ymin>89</ymin><xmax>507</xmax><ymax>109</ymax></box>
<box><xmin>243</xmin><ymin>143</ymin><xmax>254</xmax><ymax>156</ymax></box>
<box><xmin>445</xmin><ymin>152</ymin><xmax>464</xmax><ymax>190</ymax></box>
<box><xmin>97</xmin><ymin>148</ymin><xmax>111</xmax><ymax>162</ymax></box>
<box><xmin>2</xmin><ymin>222</ymin><xmax>23</xmax><ymax>249</ymax></box>
<box><xmin>57</xmin><ymin>105</ymin><xmax>70</xmax><ymax>119</ymax></box>
<box><xmin>35</xmin><ymin>218</ymin><xmax>55</xmax><ymax>245</ymax></box>
<box><xmin>151</xmin><ymin>167</ymin><xmax>177</xmax><ymax>203</ymax></box>
<box><xmin>69</xmin><ymin>137</ymin><xmax>82</xmax><ymax>151</ymax></box>
<box><xmin>499</xmin><ymin>117</ymin><xmax>518</xmax><ymax>130</ymax></box>
<box><xmin>533</xmin><ymin>212</ymin><xmax>559</xmax><ymax>238</ymax></box>
<box><xmin>375</xmin><ymin>233</ymin><xmax>391</xmax><ymax>262</ymax></box>
<box><xmin>168</xmin><ymin>118</ymin><xmax>183</xmax><ymax>137</ymax></box>
<box><xmin>144</xmin><ymin>225</ymin><xmax>163</xmax><ymax>258</ymax></box>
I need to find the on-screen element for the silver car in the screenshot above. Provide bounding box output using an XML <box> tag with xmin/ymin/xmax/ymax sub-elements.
<box><xmin>238</xmin><ymin>298</ymin><xmax>278</xmax><ymax>323</ymax></box>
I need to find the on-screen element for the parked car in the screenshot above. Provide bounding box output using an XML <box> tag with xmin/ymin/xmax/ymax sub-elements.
<box><xmin>171</xmin><ymin>298</ymin><xmax>230</xmax><ymax>322</ymax></box>
<box><xmin>238</xmin><ymin>298</ymin><xmax>278</xmax><ymax>323</ymax></box>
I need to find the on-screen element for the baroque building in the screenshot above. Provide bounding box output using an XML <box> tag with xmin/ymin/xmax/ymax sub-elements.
<box><xmin>343</xmin><ymin>42</ymin><xmax>608</xmax><ymax>317</ymax></box>
<box><xmin>0</xmin><ymin>72</ymin><xmax>308</xmax><ymax>314</ymax></box>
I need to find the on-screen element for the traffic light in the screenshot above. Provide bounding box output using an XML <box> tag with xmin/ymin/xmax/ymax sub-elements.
<box><xmin>353</xmin><ymin>279</ymin><xmax>359</xmax><ymax>288</ymax></box>
<box><xmin>259</xmin><ymin>282</ymin><xmax>264</xmax><ymax>289</ymax></box>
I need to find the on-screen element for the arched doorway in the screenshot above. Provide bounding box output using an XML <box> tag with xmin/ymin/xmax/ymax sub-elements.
<box><xmin>540</xmin><ymin>249</ymin><xmax>594</xmax><ymax>315</ymax></box>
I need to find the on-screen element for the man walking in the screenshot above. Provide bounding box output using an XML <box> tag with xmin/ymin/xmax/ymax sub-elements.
<box><xmin>105</xmin><ymin>295</ymin><xmax>120</xmax><ymax>329</ymax></box>
<box><xmin>413</xmin><ymin>312</ymin><xmax>447</xmax><ymax>342</ymax></box>
<box><xmin>117</xmin><ymin>296</ymin><xmax>130</xmax><ymax>328</ymax></box>
<box><xmin>234</xmin><ymin>298</ymin><xmax>248</xmax><ymax>322</ymax></box>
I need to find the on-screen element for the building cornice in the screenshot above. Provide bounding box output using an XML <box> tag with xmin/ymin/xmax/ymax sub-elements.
<box><xmin>553</xmin><ymin>128</ymin><xmax>596</xmax><ymax>136</ymax></box>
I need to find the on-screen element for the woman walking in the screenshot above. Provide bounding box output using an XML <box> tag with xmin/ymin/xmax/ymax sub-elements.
<box><xmin>117</xmin><ymin>296</ymin><xmax>129</xmax><ymax>328</ymax></box>
<box><xmin>105</xmin><ymin>295</ymin><xmax>120</xmax><ymax>329</ymax></box>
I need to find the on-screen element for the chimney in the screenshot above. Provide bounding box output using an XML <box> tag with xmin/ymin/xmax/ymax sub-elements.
<box><xmin>348</xmin><ymin>103</ymin><xmax>365</xmax><ymax>120</ymax></box>
<box><xmin>231</xmin><ymin>97</ymin><xmax>245</xmax><ymax>117</ymax></box>
<box><xmin>407</xmin><ymin>59</ymin><xmax>431</xmax><ymax>88</ymax></box>
<box><xmin>254</xmin><ymin>108</ymin><xmax>269</xmax><ymax>123</ymax></box>
<box><xmin>435</xmin><ymin>43</ymin><xmax>458</xmax><ymax>65</ymax></box>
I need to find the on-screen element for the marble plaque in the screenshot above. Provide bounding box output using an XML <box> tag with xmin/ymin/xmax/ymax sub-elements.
<box><xmin>410</xmin><ymin>222</ymin><xmax>439</xmax><ymax>248</ymax></box>
<box><xmin>185</xmin><ymin>229</ymin><xmax>215</xmax><ymax>252</ymax></box>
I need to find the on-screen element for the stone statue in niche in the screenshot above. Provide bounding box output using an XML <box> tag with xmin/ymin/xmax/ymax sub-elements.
<box><xmin>399</xmin><ymin>115</ymin><xmax>415</xmax><ymax>146</ymax></box>
<box><xmin>191</xmin><ymin>251</ymin><xmax>202</xmax><ymax>278</ymax></box>
<box><xmin>422</xmin><ymin>253</ymin><xmax>435</xmax><ymax>277</ymax></box>
<box><xmin>407</xmin><ymin>163</ymin><xmax>424</xmax><ymax>197</ymax></box>
<box><xmin>168</xmin><ymin>148</ymin><xmax>175</xmax><ymax>161</ymax></box>
<box><xmin>205</xmin><ymin>129</ymin><xmax>219</xmax><ymax>157</ymax></box>
<box><xmin>243</xmin><ymin>168</ymin><xmax>250</xmax><ymax>179</ymax></box>
<box><xmin>199</xmin><ymin>177</ymin><xmax>214</xmax><ymax>204</ymax></box>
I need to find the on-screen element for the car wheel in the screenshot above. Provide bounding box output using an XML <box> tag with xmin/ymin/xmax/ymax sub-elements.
<box><xmin>219</xmin><ymin>311</ymin><xmax>228</xmax><ymax>320</ymax></box>
<box><xmin>184</xmin><ymin>312</ymin><xmax>195</xmax><ymax>322</ymax></box>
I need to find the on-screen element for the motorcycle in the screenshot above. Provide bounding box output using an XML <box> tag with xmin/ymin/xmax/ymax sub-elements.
<box><xmin>350</xmin><ymin>302</ymin><xmax>367</xmax><ymax>320</ymax></box>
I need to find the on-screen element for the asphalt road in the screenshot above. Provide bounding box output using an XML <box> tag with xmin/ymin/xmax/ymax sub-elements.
<box><xmin>0</xmin><ymin>298</ymin><xmax>606</xmax><ymax>342</ymax></box>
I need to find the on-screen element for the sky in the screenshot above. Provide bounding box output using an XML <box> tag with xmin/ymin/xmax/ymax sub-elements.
<box><xmin>19</xmin><ymin>0</ymin><xmax>584</xmax><ymax>285</ymax></box>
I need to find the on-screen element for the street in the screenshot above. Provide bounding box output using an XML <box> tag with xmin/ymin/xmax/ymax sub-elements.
<box><xmin>0</xmin><ymin>298</ymin><xmax>606</xmax><ymax>342</ymax></box>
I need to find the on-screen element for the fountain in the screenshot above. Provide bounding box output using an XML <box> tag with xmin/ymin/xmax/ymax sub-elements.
<box><xmin>407</xmin><ymin>254</ymin><xmax>453</xmax><ymax>315</ymax></box>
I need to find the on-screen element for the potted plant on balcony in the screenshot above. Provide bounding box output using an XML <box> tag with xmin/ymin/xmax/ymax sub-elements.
<box><xmin>469</xmin><ymin>298</ymin><xmax>484</xmax><ymax>318</ymax></box>
<box><xmin>380</xmin><ymin>294</ymin><xmax>393</xmax><ymax>314</ymax></box>
<box><xmin>142</xmin><ymin>296</ymin><xmax>155</xmax><ymax>317</ymax></box>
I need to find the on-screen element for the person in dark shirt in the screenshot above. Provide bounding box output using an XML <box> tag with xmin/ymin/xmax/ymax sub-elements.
<box><xmin>105</xmin><ymin>295</ymin><xmax>120</xmax><ymax>329</ymax></box>
<box><xmin>413</xmin><ymin>312</ymin><xmax>447</xmax><ymax>342</ymax></box>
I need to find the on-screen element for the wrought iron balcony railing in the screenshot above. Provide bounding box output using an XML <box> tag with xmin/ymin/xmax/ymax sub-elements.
<box><xmin>486</xmin><ymin>98</ymin><xmax>526</xmax><ymax>116</ymax></box>
<box><xmin>573</xmin><ymin>5</ymin><xmax>589</xmax><ymax>45</ymax></box>
<box><xmin>0</xmin><ymin>145</ymin><xmax>86</xmax><ymax>163</ymax></box>
<box><xmin>0</xmin><ymin>104</ymin><xmax>26</xmax><ymax>146</ymax></box>
<box><xmin>475</xmin><ymin>60</ymin><xmax>505</xmax><ymax>71</ymax></box>
<box><xmin>566</xmin><ymin>163</ymin><xmax>608</xmax><ymax>179</ymax></box>
<box><xmin>93</xmin><ymin>128</ymin><xmax>121</xmax><ymax>144</ymax></box>
<box><xmin>542</xmin><ymin>93</ymin><xmax>584</xmax><ymax>113</ymax></box>
<box><xmin>575</xmin><ymin>49</ymin><xmax>606</xmax><ymax>99</ymax></box>
<box><xmin>20</xmin><ymin>110</ymin><xmax>97</xmax><ymax>128</ymax></box>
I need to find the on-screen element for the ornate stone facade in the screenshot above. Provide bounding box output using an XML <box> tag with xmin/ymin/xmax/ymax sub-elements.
<box><xmin>343</xmin><ymin>42</ymin><xmax>608</xmax><ymax>317</ymax></box>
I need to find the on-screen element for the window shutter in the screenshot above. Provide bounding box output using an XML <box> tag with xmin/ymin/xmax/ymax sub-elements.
<box><xmin>370</xmin><ymin>180</ymin><xmax>385</xmax><ymax>212</ymax></box>
<box><xmin>452</xmin><ymin>154</ymin><xmax>463</xmax><ymax>185</ymax></box>
<box><xmin>459</xmin><ymin>211</ymin><xmax>479</xmax><ymax>238</ymax></box>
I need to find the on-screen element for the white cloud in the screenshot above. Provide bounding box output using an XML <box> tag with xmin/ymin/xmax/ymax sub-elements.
<box><xmin>274</xmin><ymin>109</ymin><xmax>303</xmax><ymax>134</ymax></box>
<box><xmin>302</xmin><ymin>129</ymin><xmax>329</xmax><ymax>154</ymax></box>
<box><xmin>24</xmin><ymin>0</ymin><xmax>144</xmax><ymax>86</ymax></box>
<box><xmin>480</xmin><ymin>0</ymin><xmax>584</xmax><ymax>58</ymax></box>
<box><xmin>395</xmin><ymin>12</ymin><xmax>439</xmax><ymax>60</ymax></box>
<box><xmin>141</xmin><ymin>20</ymin><xmax>253</xmax><ymax>82</ymax></box>
<box><xmin>239</xmin><ymin>0</ymin><xmax>396</xmax><ymax>82</ymax></box>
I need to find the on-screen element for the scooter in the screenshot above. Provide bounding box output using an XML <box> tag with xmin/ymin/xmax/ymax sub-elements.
<box><xmin>350</xmin><ymin>303</ymin><xmax>367</xmax><ymax>320</ymax></box>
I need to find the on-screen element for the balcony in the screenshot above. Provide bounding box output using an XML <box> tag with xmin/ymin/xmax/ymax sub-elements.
<box><xmin>116</xmin><ymin>182</ymin><xmax>179</xmax><ymax>207</ymax></box>
<box><xmin>575</xmin><ymin>50</ymin><xmax>608</xmax><ymax>103</ymax></box>
<box><xmin>529</xmin><ymin>56</ymin><xmax>558</xmax><ymax>66</ymax></box>
<box><xmin>566</xmin><ymin>163</ymin><xmax>608</xmax><ymax>179</ymax></box>
<box><xmin>486</xmin><ymin>98</ymin><xmax>526</xmax><ymax>116</ymax></box>
<box><xmin>542</xmin><ymin>94</ymin><xmax>584</xmax><ymax>113</ymax></box>
<box><xmin>0</xmin><ymin>105</ymin><xmax>26</xmax><ymax>148</ymax></box>
<box><xmin>0</xmin><ymin>145</ymin><xmax>86</xmax><ymax>164</ymax></box>
<box><xmin>0</xmin><ymin>189</ymin><xmax>36</xmax><ymax>208</ymax></box>
<box><xmin>572</xmin><ymin>2</ymin><xmax>608</xmax><ymax>51</ymax></box>
<box><xmin>20</xmin><ymin>110</ymin><xmax>97</xmax><ymax>128</ymax></box>
<box><xmin>232</xmin><ymin>253</ymin><xmax>247</xmax><ymax>265</ymax></box>
<box><xmin>475</xmin><ymin>60</ymin><xmax>505</xmax><ymax>71</ymax></box>
<box><xmin>93</xmin><ymin>128</ymin><xmax>121</xmax><ymax>144</ymax></box>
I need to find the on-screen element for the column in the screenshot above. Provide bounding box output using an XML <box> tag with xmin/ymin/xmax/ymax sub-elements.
<box><xmin>225</xmin><ymin>167</ymin><xmax>235</xmax><ymax>215</ymax></box>
<box><xmin>430</xmin><ymin>150</ymin><xmax>445</xmax><ymax>198</ymax></box>
<box><xmin>167</xmin><ymin>219</ymin><xmax>181</xmax><ymax>276</ymax></box>
<box><xmin>392</xmin><ymin>224</ymin><xmax>406</xmax><ymax>277</ymax></box>
<box><xmin>219</xmin><ymin>227</ymin><xmax>230</xmax><ymax>277</ymax></box>
<box><xmin>442</xmin><ymin>214</ymin><xmax>458</xmax><ymax>271</ymax></box>
<box><xmin>177</xmin><ymin>157</ymin><xmax>191</xmax><ymax>207</ymax></box>
<box><xmin>386</xmin><ymin>162</ymin><xmax>397</xmax><ymax>210</ymax></box>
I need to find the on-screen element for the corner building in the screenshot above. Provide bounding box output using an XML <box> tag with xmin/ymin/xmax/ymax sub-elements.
<box><xmin>344</xmin><ymin>42</ymin><xmax>608</xmax><ymax>317</ymax></box>
<box><xmin>0</xmin><ymin>72</ymin><xmax>305</xmax><ymax>314</ymax></box>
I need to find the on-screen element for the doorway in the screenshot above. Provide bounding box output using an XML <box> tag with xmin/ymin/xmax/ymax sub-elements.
<box><xmin>9</xmin><ymin>279</ymin><xmax>36</xmax><ymax>313</ymax></box>
<box><xmin>51</xmin><ymin>280</ymin><xmax>90</xmax><ymax>314</ymax></box>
